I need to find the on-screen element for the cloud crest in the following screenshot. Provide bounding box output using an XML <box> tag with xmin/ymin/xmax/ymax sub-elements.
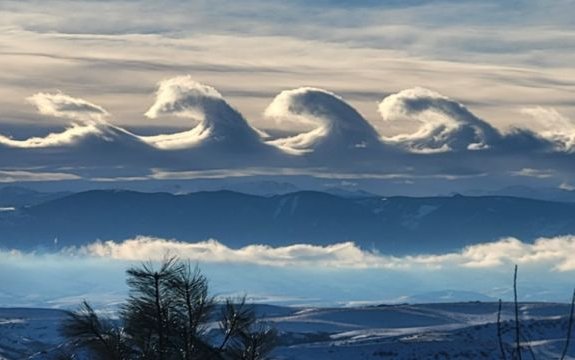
<box><xmin>521</xmin><ymin>107</ymin><xmax>575</xmax><ymax>152</ymax></box>
<box><xmin>378</xmin><ymin>87</ymin><xmax>502</xmax><ymax>153</ymax></box>
<box><xmin>265</xmin><ymin>87</ymin><xmax>382</xmax><ymax>154</ymax></box>
<box><xmin>27</xmin><ymin>92</ymin><xmax>109</xmax><ymax>122</ymax></box>
<box><xmin>143</xmin><ymin>76</ymin><xmax>265</xmax><ymax>150</ymax></box>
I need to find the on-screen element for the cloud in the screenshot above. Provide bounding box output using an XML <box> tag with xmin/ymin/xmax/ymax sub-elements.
<box><xmin>511</xmin><ymin>168</ymin><xmax>556</xmax><ymax>179</ymax></box>
<box><xmin>0</xmin><ymin>169</ymin><xmax>81</xmax><ymax>182</ymax></box>
<box><xmin>27</xmin><ymin>92</ymin><xmax>109</xmax><ymax>122</ymax></box>
<box><xmin>0</xmin><ymin>80</ymin><xmax>573</xmax><ymax>186</ymax></box>
<box><xmin>0</xmin><ymin>92</ymin><xmax>144</xmax><ymax>150</ymax></box>
<box><xmin>2</xmin><ymin>235</ymin><xmax>575</xmax><ymax>307</ymax></box>
<box><xmin>264</xmin><ymin>87</ymin><xmax>382</xmax><ymax>155</ymax></box>
<box><xmin>142</xmin><ymin>75</ymin><xmax>266</xmax><ymax>151</ymax></box>
<box><xmin>67</xmin><ymin>235</ymin><xmax>575</xmax><ymax>272</ymax></box>
<box><xmin>378</xmin><ymin>87</ymin><xmax>502</xmax><ymax>153</ymax></box>
<box><xmin>521</xmin><ymin>107</ymin><xmax>575</xmax><ymax>152</ymax></box>
<box><xmin>0</xmin><ymin>123</ymin><xmax>103</xmax><ymax>148</ymax></box>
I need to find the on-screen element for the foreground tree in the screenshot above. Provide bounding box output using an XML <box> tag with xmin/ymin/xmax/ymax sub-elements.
<box><xmin>60</xmin><ymin>257</ymin><xmax>276</xmax><ymax>360</ymax></box>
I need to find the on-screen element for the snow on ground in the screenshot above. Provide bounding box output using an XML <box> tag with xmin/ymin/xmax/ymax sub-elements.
<box><xmin>0</xmin><ymin>308</ymin><xmax>67</xmax><ymax>360</ymax></box>
<box><xmin>0</xmin><ymin>302</ymin><xmax>573</xmax><ymax>359</ymax></box>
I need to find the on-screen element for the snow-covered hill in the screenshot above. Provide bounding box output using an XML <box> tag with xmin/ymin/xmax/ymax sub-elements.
<box><xmin>2</xmin><ymin>302</ymin><xmax>573</xmax><ymax>359</ymax></box>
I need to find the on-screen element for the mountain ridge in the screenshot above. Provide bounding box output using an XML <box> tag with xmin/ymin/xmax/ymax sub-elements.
<box><xmin>2</xmin><ymin>190</ymin><xmax>575</xmax><ymax>254</ymax></box>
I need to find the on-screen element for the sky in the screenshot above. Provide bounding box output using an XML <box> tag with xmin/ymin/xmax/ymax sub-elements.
<box><xmin>0</xmin><ymin>0</ymin><xmax>575</xmax><ymax>193</ymax></box>
<box><xmin>1</xmin><ymin>1</ymin><xmax>575</xmax><ymax>306</ymax></box>
<box><xmin>1</xmin><ymin>0</ymin><xmax>574</xmax><ymax>130</ymax></box>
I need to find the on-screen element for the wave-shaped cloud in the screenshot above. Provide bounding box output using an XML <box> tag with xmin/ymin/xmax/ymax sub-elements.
<box><xmin>0</xmin><ymin>78</ymin><xmax>574</xmax><ymax>183</ymax></box>
<box><xmin>521</xmin><ymin>107</ymin><xmax>575</xmax><ymax>152</ymax></box>
<box><xmin>265</xmin><ymin>87</ymin><xmax>382</xmax><ymax>155</ymax></box>
<box><xmin>142</xmin><ymin>76</ymin><xmax>266</xmax><ymax>151</ymax></box>
<box><xmin>0</xmin><ymin>123</ymin><xmax>104</xmax><ymax>148</ymax></box>
<box><xmin>27</xmin><ymin>92</ymin><xmax>109</xmax><ymax>123</ymax></box>
<box><xmin>0</xmin><ymin>92</ymin><xmax>146</xmax><ymax>150</ymax></box>
<box><xmin>378</xmin><ymin>87</ymin><xmax>503</xmax><ymax>153</ymax></box>
<box><xmin>71</xmin><ymin>235</ymin><xmax>575</xmax><ymax>272</ymax></box>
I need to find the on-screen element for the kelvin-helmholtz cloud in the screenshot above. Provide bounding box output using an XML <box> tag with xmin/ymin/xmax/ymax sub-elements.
<box><xmin>143</xmin><ymin>75</ymin><xmax>268</xmax><ymax>152</ymax></box>
<box><xmin>0</xmin><ymin>75</ymin><xmax>574</xmax><ymax>183</ymax></box>
<box><xmin>265</xmin><ymin>87</ymin><xmax>383</xmax><ymax>156</ymax></box>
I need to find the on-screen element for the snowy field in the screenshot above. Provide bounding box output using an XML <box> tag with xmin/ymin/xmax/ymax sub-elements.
<box><xmin>1</xmin><ymin>302</ymin><xmax>573</xmax><ymax>359</ymax></box>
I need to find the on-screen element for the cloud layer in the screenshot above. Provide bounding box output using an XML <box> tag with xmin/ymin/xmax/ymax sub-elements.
<box><xmin>2</xmin><ymin>235</ymin><xmax>575</xmax><ymax>307</ymax></box>
<box><xmin>70</xmin><ymin>235</ymin><xmax>575</xmax><ymax>272</ymax></box>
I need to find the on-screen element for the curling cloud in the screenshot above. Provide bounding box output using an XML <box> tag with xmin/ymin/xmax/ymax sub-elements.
<box><xmin>27</xmin><ymin>92</ymin><xmax>109</xmax><ymax>122</ymax></box>
<box><xmin>143</xmin><ymin>76</ymin><xmax>265</xmax><ymax>150</ymax></box>
<box><xmin>0</xmin><ymin>80</ymin><xmax>573</xmax><ymax>182</ymax></box>
<box><xmin>75</xmin><ymin>235</ymin><xmax>575</xmax><ymax>272</ymax></box>
<box><xmin>0</xmin><ymin>92</ymin><xmax>135</xmax><ymax>149</ymax></box>
<box><xmin>0</xmin><ymin>123</ymin><xmax>104</xmax><ymax>148</ymax></box>
<box><xmin>521</xmin><ymin>107</ymin><xmax>575</xmax><ymax>152</ymax></box>
<box><xmin>378</xmin><ymin>87</ymin><xmax>502</xmax><ymax>153</ymax></box>
<box><xmin>264</xmin><ymin>87</ymin><xmax>382</xmax><ymax>154</ymax></box>
<box><xmin>0</xmin><ymin>92</ymin><xmax>152</xmax><ymax>161</ymax></box>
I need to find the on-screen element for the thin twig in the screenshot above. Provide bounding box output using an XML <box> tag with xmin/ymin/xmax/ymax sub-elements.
<box><xmin>514</xmin><ymin>264</ymin><xmax>522</xmax><ymax>360</ymax></box>
<box><xmin>560</xmin><ymin>288</ymin><xmax>575</xmax><ymax>360</ymax></box>
<box><xmin>498</xmin><ymin>299</ymin><xmax>508</xmax><ymax>360</ymax></box>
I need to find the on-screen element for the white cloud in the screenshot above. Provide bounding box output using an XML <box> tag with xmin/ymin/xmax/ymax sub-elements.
<box><xmin>142</xmin><ymin>75</ymin><xmax>266</xmax><ymax>150</ymax></box>
<box><xmin>27</xmin><ymin>92</ymin><xmax>109</xmax><ymax>122</ymax></box>
<box><xmin>264</xmin><ymin>87</ymin><xmax>382</xmax><ymax>154</ymax></box>
<box><xmin>521</xmin><ymin>107</ymin><xmax>575</xmax><ymax>152</ymax></box>
<box><xmin>0</xmin><ymin>169</ymin><xmax>81</xmax><ymax>182</ymax></box>
<box><xmin>0</xmin><ymin>123</ymin><xmax>103</xmax><ymax>148</ymax></box>
<box><xmin>510</xmin><ymin>168</ymin><xmax>556</xmax><ymax>179</ymax></box>
<box><xmin>145</xmin><ymin>76</ymin><xmax>224</xmax><ymax>120</ymax></box>
<box><xmin>378</xmin><ymin>87</ymin><xmax>502</xmax><ymax>153</ymax></box>
<box><xmin>2</xmin><ymin>234</ymin><xmax>575</xmax><ymax>307</ymax></box>
<box><xmin>65</xmin><ymin>235</ymin><xmax>575</xmax><ymax>272</ymax></box>
<box><xmin>559</xmin><ymin>182</ymin><xmax>575</xmax><ymax>191</ymax></box>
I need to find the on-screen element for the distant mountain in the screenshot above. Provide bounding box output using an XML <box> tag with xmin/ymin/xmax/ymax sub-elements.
<box><xmin>0</xmin><ymin>186</ymin><xmax>71</xmax><ymax>208</ymax></box>
<box><xmin>395</xmin><ymin>290</ymin><xmax>496</xmax><ymax>304</ymax></box>
<box><xmin>201</xmin><ymin>181</ymin><xmax>300</xmax><ymax>197</ymax></box>
<box><xmin>465</xmin><ymin>185</ymin><xmax>575</xmax><ymax>203</ymax></box>
<box><xmin>2</xmin><ymin>190</ymin><xmax>575</xmax><ymax>254</ymax></box>
<box><xmin>323</xmin><ymin>187</ymin><xmax>377</xmax><ymax>198</ymax></box>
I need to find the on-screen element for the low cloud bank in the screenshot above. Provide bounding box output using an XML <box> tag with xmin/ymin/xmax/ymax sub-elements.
<box><xmin>2</xmin><ymin>235</ymin><xmax>575</xmax><ymax>307</ymax></box>
<box><xmin>56</xmin><ymin>235</ymin><xmax>575</xmax><ymax>272</ymax></box>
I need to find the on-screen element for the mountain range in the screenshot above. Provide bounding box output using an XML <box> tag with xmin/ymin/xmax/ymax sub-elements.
<box><xmin>2</xmin><ymin>189</ymin><xmax>575</xmax><ymax>254</ymax></box>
